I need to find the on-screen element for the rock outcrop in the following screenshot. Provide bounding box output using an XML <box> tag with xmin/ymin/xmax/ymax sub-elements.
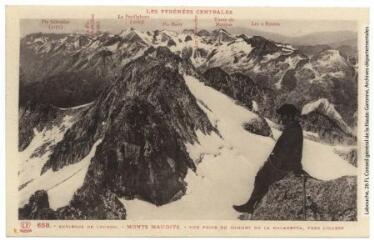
<box><xmin>249</xmin><ymin>174</ymin><xmax>357</xmax><ymax>221</ymax></box>
<box><xmin>334</xmin><ymin>147</ymin><xmax>358</xmax><ymax>167</ymax></box>
<box><xmin>40</xmin><ymin>46</ymin><xmax>217</xmax><ymax>207</ymax></box>
<box><xmin>19</xmin><ymin>101</ymin><xmax>62</xmax><ymax>151</ymax></box>
<box><xmin>19</xmin><ymin>190</ymin><xmax>57</xmax><ymax>220</ymax></box>
<box><xmin>301</xmin><ymin>112</ymin><xmax>356</xmax><ymax>145</ymax></box>
<box><xmin>242</xmin><ymin>116</ymin><xmax>273</xmax><ymax>137</ymax></box>
<box><xmin>19</xmin><ymin>189</ymin><xmax>126</xmax><ymax>220</ymax></box>
<box><xmin>202</xmin><ymin>67</ymin><xmax>276</xmax><ymax>118</ymax></box>
<box><xmin>243</xmin><ymin>35</ymin><xmax>279</xmax><ymax>60</ymax></box>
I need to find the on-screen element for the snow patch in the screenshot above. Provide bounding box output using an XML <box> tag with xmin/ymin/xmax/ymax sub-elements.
<box><xmin>275</xmin><ymin>78</ymin><xmax>283</xmax><ymax>90</ymax></box>
<box><xmin>262</xmin><ymin>52</ymin><xmax>282</xmax><ymax>62</ymax></box>
<box><xmin>19</xmin><ymin>139</ymin><xmax>102</xmax><ymax>210</ymax></box>
<box><xmin>19</xmin><ymin>115</ymin><xmax>75</xmax><ymax>189</ymax></box>
<box><xmin>122</xmin><ymin>75</ymin><xmax>356</xmax><ymax>219</ymax></box>
<box><xmin>204</xmin><ymin>39</ymin><xmax>253</xmax><ymax>69</ymax></box>
<box><xmin>302</xmin><ymin>98</ymin><xmax>353</xmax><ymax>135</ymax></box>
<box><xmin>252</xmin><ymin>100</ymin><xmax>259</xmax><ymax>112</ymax></box>
<box><xmin>328</xmin><ymin>71</ymin><xmax>346</xmax><ymax>78</ymax></box>
<box><xmin>19</xmin><ymin>112</ymin><xmax>101</xmax><ymax>210</ymax></box>
<box><xmin>59</xmin><ymin>101</ymin><xmax>94</xmax><ymax>110</ymax></box>
<box><xmin>105</xmin><ymin>42</ymin><xmax>119</xmax><ymax>52</ymax></box>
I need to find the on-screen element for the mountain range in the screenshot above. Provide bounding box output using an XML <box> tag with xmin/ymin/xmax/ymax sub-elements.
<box><xmin>18</xmin><ymin>28</ymin><xmax>358</xmax><ymax>220</ymax></box>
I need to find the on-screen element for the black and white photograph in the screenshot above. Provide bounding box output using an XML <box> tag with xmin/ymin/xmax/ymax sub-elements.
<box><xmin>4</xmin><ymin>5</ymin><xmax>370</xmax><ymax>238</ymax></box>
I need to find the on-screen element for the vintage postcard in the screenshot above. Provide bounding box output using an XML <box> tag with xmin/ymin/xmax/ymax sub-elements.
<box><xmin>6</xmin><ymin>5</ymin><xmax>369</xmax><ymax>237</ymax></box>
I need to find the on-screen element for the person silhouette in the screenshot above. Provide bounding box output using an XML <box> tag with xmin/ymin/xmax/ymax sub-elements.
<box><xmin>233</xmin><ymin>104</ymin><xmax>304</xmax><ymax>213</ymax></box>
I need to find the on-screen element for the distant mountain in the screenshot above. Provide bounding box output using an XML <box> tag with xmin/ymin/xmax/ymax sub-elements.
<box><xmin>287</xmin><ymin>31</ymin><xmax>357</xmax><ymax>47</ymax></box>
<box><xmin>224</xmin><ymin>27</ymin><xmax>294</xmax><ymax>43</ymax></box>
<box><xmin>328</xmin><ymin>38</ymin><xmax>357</xmax><ymax>49</ymax></box>
<box><xmin>217</xmin><ymin>28</ymin><xmax>357</xmax><ymax>49</ymax></box>
<box><xmin>20</xmin><ymin>30</ymin><xmax>153</xmax><ymax>107</ymax></box>
<box><xmin>21</xmin><ymin>28</ymin><xmax>358</xmax><ymax>135</ymax></box>
<box><xmin>295</xmin><ymin>44</ymin><xmax>331</xmax><ymax>58</ymax></box>
<box><xmin>19</xmin><ymin>29</ymin><xmax>358</xmax><ymax>220</ymax></box>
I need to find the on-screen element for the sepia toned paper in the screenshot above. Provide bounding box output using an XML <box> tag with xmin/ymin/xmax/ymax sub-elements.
<box><xmin>6</xmin><ymin>5</ymin><xmax>369</xmax><ymax>237</ymax></box>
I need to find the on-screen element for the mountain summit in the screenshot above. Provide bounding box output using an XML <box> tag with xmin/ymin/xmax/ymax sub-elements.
<box><xmin>39</xmin><ymin>46</ymin><xmax>217</xmax><ymax>209</ymax></box>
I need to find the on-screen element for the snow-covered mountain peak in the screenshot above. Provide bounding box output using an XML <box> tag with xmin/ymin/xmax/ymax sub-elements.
<box><xmin>320</xmin><ymin>49</ymin><xmax>347</xmax><ymax>62</ymax></box>
<box><xmin>302</xmin><ymin>98</ymin><xmax>353</xmax><ymax>136</ymax></box>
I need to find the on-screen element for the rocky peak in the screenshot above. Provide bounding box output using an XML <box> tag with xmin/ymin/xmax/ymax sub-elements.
<box><xmin>246</xmin><ymin>35</ymin><xmax>280</xmax><ymax>59</ymax></box>
<box><xmin>197</xmin><ymin>29</ymin><xmax>210</xmax><ymax>37</ymax></box>
<box><xmin>211</xmin><ymin>28</ymin><xmax>235</xmax><ymax>43</ymax></box>
<box><xmin>302</xmin><ymin>98</ymin><xmax>353</xmax><ymax>137</ymax></box>
<box><xmin>40</xmin><ymin>46</ymin><xmax>217</xmax><ymax>205</ymax></box>
<box><xmin>182</xmin><ymin>29</ymin><xmax>195</xmax><ymax>35</ymax></box>
<box><xmin>120</xmin><ymin>29</ymin><xmax>149</xmax><ymax>46</ymax></box>
<box><xmin>19</xmin><ymin>190</ymin><xmax>56</xmax><ymax>220</ymax></box>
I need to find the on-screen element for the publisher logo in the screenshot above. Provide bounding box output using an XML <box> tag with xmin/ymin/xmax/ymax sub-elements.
<box><xmin>20</xmin><ymin>222</ymin><xmax>32</xmax><ymax>233</ymax></box>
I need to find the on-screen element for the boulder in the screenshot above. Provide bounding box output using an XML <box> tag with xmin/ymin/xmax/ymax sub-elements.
<box><xmin>249</xmin><ymin>174</ymin><xmax>357</xmax><ymax>221</ymax></box>
<box><xmin>242</xmin><ymin>116</ymin><xmax>273</xmax><ymax>137</ymax></box>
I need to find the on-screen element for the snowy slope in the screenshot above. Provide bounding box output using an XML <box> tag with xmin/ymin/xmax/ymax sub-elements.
<box><xmin>203</xmin><ymin>39</ymin><xmax>254</xmax><ymax>69</ymax></box>
<box><xmin>19</xmin><ymin>115</ymin><xmax>75</xmax><ymax>190</ymax></box>
<box><xmin>121</xmin><ymin>75</ymin><xmax>356</xmax><ymax>220</ymax></box>
<box><xmin>18</xmin><ymin>113</ymin><xmax>102</xmax><ymax>210</ymax></box>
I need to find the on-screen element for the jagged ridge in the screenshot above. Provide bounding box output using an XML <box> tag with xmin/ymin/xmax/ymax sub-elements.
<box><xmin>41</xmin><ymin>46</ymin><xmax>217</xmax><ymax>206</ymax></box>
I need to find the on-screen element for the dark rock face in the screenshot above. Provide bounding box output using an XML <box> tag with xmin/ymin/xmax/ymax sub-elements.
<box><xmin>181</xmin><ymin>47</ymin><xmax>193</xmax><ymax>60</ymax></box>
<box><xmin>301</xmin><ymin>112</ymin><xmax>356</xmax><ymax>145</ymax></box>
<box><xmin>334</xmin><ymin>147</ymin><xmax>357</xmax><ymax>167</ymax></box>
<box><xmin>20</xmin><ymin>71</ymin><xmax>106</xmax><ymax>108</ymax></box>
<box><xmin>41</xmin><ymin>104</ymin><xmax>105</xmax><ymax>174</ymax></box>
<box><xmin>194</xmin><ymin>48</ymin><xmax>209</xmax><ymax>59</ymax></box>
<box><xmin>202</xmin><ymin>67</ymin><xmax>276</xmax><ymax>117</ymax></box>
<box><xmin>242</xmin><ymin>116</ymin><xmax>273</xmax><ymax>137</ymax></box>
<box><xmin>203</xmin><ymin>67</ymin><xmax>233</xmax><ymax>96</ymax></box>
<box><xmin>211</xmin><ymin>29</ymin><xmax>235</xmax><ymax>43</ymax></box>
<box><xmin>184</xmin><ymin>35</ymin><xmax>192</xmax><ymax>42</ymax></box>
<box><xmin>167</xmin><ymin>39</ymin><xmax>176</xmax><ymax>47</ymax></box>
<box><xmin>58</xmin><ymin>185</ymin><xmax>126</xmax><ymax>220</ymax></box>
<box><xmin>19</xmin><ymin>190</ymin><xmax>57</xmax><ymax>220</ymax></box>
<box><xmin>19</xmin><ymin>189</ymin><xmax>126</xmax><ymax>220</ymax></box>
<box><xmin>82</xmin><ymin>98</ymin><xmax>196</xmax><ymax>205</ymax></box>
<box><xmin>281</xmin><ymin>69</ymin><xmax>297</xmax><ymax>91</ymax></box>
<box><xmin>251</xmin><ymin>174</ymin><xmax>357</xmax><ymax>221</ymax></box>
<box><xmin>197</xmin><ymin>29</ymin><xmax>210</xmax><ymax>37</ymax></box>
<box><xmin>230</xmin><ymin>72</ymin><xmax>258</xmax><ymax>109</ymax></box>
<box><xmin>19</xmin><ymin>32</ymin><xmax>149</xmax><ymax>108</ymax></box>
<box><xmin>296</xmin><ymin>44</ymin><xmax>331</xmax><ymax>57</ymax></box>
<box><xmin>41</xmin><ymin>46</ymin><xmax>217</xmax><ymax>206</ymax></box>
<box><xmin>19</xmin><ymin>102</ymin><xmax>61</xmax><ymax>151</ymax></box>
<box><xmin>240</xmin><ymin>35</ymin><xmax>279</xmax><ymax>60</ymax></box>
